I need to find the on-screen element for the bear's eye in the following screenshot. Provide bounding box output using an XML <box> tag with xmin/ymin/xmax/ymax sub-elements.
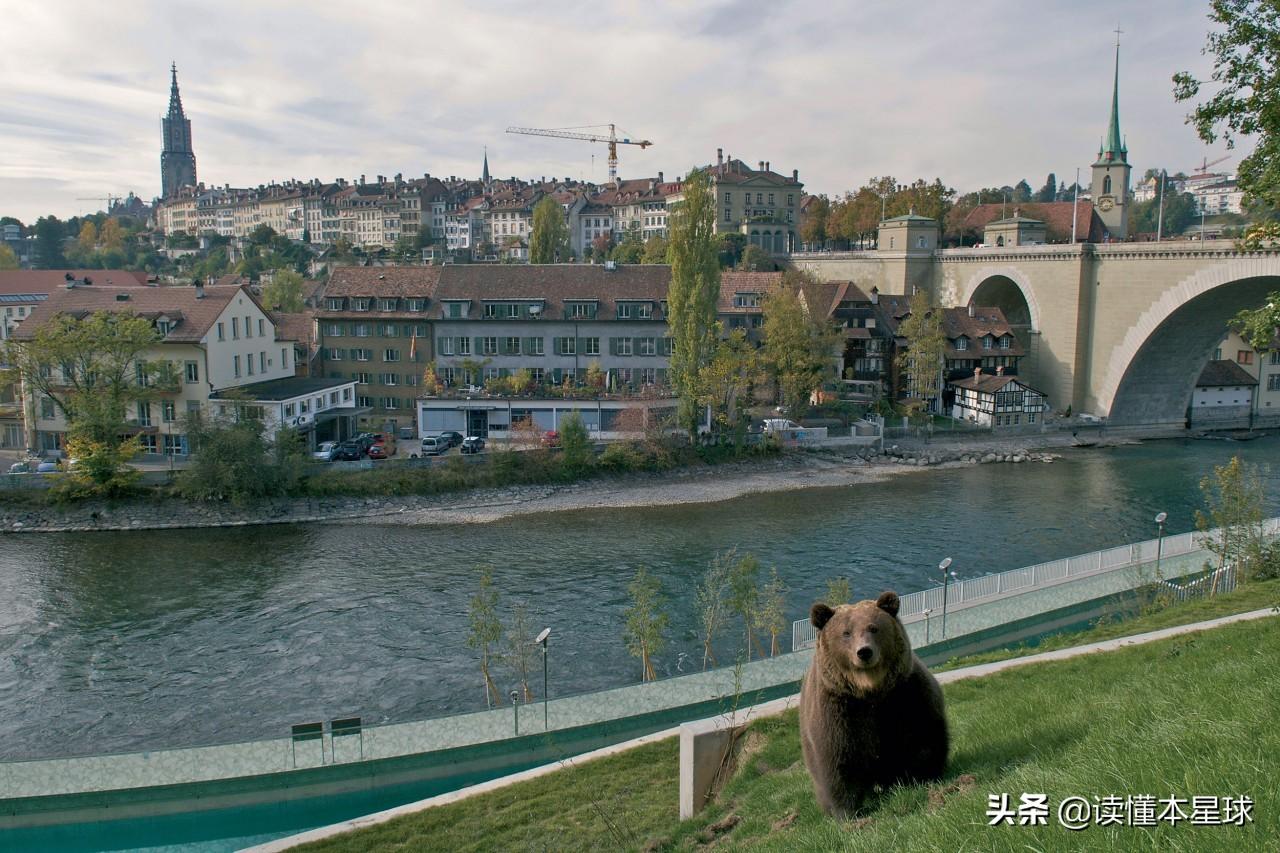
<box><xmin>842</xmin><ymin>630</ymin><xmax>851</xmax><ymax>638</ymax></box>
<box><xmin>868</xmin><ymin>626</ymin><xmax>879</xmax><ymax>634</ymax></box>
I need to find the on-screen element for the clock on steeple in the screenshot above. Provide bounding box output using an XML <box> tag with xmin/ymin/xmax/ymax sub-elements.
<box><xmin>1090</xmin><ymin>31</ymin><xmax>1130</xmax><ymax>239</ymax></box>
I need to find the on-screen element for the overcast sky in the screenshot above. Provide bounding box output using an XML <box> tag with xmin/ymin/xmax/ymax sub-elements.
<box><xmin>0</xmin><ymin>0</ymin><xmax>1249</xmax><ymax>223</ymax></box>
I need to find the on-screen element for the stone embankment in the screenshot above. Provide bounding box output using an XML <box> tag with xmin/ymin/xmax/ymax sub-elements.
<box><xmin>0</xmin><ymin>445</ymin><xmax>1064</xmax><ymax>535</ymax></box>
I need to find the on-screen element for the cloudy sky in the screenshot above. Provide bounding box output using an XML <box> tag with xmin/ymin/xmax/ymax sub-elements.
<box><xmin>0</xmin><ymin>0</ymin><xmax>1247</xmax><ymax>223</ymax></box>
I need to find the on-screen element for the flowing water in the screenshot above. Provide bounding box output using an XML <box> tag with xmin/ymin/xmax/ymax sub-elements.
<box><xmin>1</xmin><ymin>438</ymin><xmax>1277</xmax><ymax>762</ymax></box>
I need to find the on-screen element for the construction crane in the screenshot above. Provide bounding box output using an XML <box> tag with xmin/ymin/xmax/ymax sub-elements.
<box><xmin>1190</xmin><ymin>155</ymin><xmax>1230</xmax><ymax>175</ymax></box>
<box><xmin>76</xmin><ymin>195</ymin><xmax>123</xmax><ymax>214</ymax></box>
<box><xmin>505</xmin><ymin>124</ymin><xmax>652</xmax><ymax>183</ymax></box>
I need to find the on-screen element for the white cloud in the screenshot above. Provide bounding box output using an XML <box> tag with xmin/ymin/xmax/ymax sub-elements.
<box><xmin>0</xmin><ymin>0</ymin><xmax>1246</xmax><ymax>222</ymax></box>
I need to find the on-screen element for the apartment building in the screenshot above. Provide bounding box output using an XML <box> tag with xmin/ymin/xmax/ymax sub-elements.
<box><xmin>1206</xmin><ymin>328</ymin><xmax>1280</xmax><ymax>425</ymax></box>
<box><xmin>12</xmin><ymin>283</ymin><xmax>356</xmax><ymax>453</ymax></box>
<box><xmin>666</xmin><ymin>149</ymin><xmax>804</xmax><ymax>253</ymax></box>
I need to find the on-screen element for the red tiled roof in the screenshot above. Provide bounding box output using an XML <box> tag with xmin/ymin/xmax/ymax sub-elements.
<box><xmin>961</xmin><ymin>202</ymin><xmax>1106</xmax><ymax>243</ymax></box>
<box><xmin>1196</xmin><ymin>359</ymin><xmax>1258</xmax><ymax>387</ymax></box>
<box><xmin>942</xmin><ymin>306</ymin><xmax>1024</xmax><ymax>357</ymax></box>
<box><xmin>950</xmin><ymin>372</ymin><xmax>1041</xmax><ymax>394</ymax></box>
<box><xmin>0</xmin><ymin>269</ymin><xmax>150</xmax><ymax>295</ymax></box>
<box><xmin>13</xmin><ymin>284</ymin><xmax>247</xmax><ymax>343</ymax></box>
<box><xmin>272</xmin><ymin>311</ymin><xmax>315</xmax><ymax>345</ymax></box>
<box><xmin>718</xmin><ymin>271</ymin><xmax>784</xmax><ymax>313</ymax></box>
<box><xmin>433</xmin><ymin>264</ymin><xmax>670</xmax><ymax>317</ymax></box>
<box><xmin>324</xmin><ymin>266</ymin><xmax>443</xmax><ymax>299</ymax></box>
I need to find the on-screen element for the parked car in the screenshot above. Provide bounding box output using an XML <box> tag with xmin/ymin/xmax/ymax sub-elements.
<box><xmin>35</xmin><ymin>461</ymin><xmax>60</xmax><ymax>474</ymax></box>
<box><xmin>761</xmin><ymin>418</ymin><xmax>802</xmax><ymax>434</ymax></box>
<box><xmin>438</xmin><ymin>431</ymin><xmax>464</xmax><ymax>448</ymax></box>
<box><xmin>7</xmin><ymin>462</ymin><xmax>30</xmax><ymax>474</ymax></box>
<box><xmin>367</xmin><ymin>438</ymin><xmax>396</xmax><ymax>459</ymax></box>
<box><xmin>334</xmin><ymin>441</ymin><xmax>363</xmax><ymax>461</ymax></box>
<box><xmin>354</xmin><ymin>433</ymin><xmax>376</xmax><ymax>453</ymax></box>
<box><xmin>541</xmin><ymin>430</ymin><xmax>560</xmax><ymax>448</ymax></box>
<box><xmin>420</xmin><ymin>436</ymin><xmax>448</xmax><ymax>456</ymax></box>
<box><xmin>313</xmin><ymin>441</ymin><xmax>339</xmax><ymax>462</ymax></box>
<box><xmin>460</xmin><ymin>436</ymin><xmax>486</xmax><ymax>455</ymax></box>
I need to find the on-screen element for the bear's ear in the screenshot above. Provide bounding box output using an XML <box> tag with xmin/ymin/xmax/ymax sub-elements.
<box><xmin>811</xmin><ymin>602</ymin><xmax>835</xmax><ymax>630</ymax></box>
<box><xmin>876</xmin><ymin>590</ymin><xmax>900</xmax><ymax>617</ymax></box>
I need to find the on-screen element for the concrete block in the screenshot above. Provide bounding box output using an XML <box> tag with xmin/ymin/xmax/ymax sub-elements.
<box><xmin>679</xmin><ymin>715</ymin><xmax>743</xmax><ymax>820</ymax></box>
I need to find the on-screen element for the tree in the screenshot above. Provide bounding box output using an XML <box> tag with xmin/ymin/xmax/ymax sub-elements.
<box><xmin>667</xmin><ymin>168</ymin><xmax>721</xmax><ymax>440</ymax></box>
<box><xmin>824</xmin><ymin>577</ymin><xmax>852</xmax><ymax>606</ymax></box>
<box><xmin>738</xmin><ymin>244</ymin><xmax>774</xmax><ymax>271</ymax></box>
<box><xmin>1174</xmin><ymin>1</ymin><xmax>1280</xmax><ymax>210</ymax></box>
<box><xmin>98</xmin><ymin>218</ymin><xmax>124</xmax><ymax>252</ymax></box>
<box><xmin>1195</xmin><ymin>455</ymin><xmax>1267</xmax><ymax>582</ymax></box>
<box><xmin>623</xmin><ymin>567</ymin><xmax>668</xmax><ymax>681</ymax></box>
<box><xmin>695</xmin><ymin>551</ymin><xmax>734</xmax><ymax>669</ymax></box>
<box><xmin>503</xmin><ymin>601</ymin><xmax>539</xmax><ymax>702</ymax></box>
<box><xmin>1011</xmin><ymin>180</ymin><xmax>1033</xmax><ymax>203</ymax></box>
<box><xmin>641</xmin><ymin>236</ymin><xmax>669</xmax><ymax>264</ymax></box>
<box><xmin>0</xmin><ymin>244</ymin><xmax>18</xmax><ymax>270</ymax></box>
<box><xmin>558</xmin><ymin>410</ymin><xmax>592</xmax><ymax>475</ymax></box>
<box><xmin>261</xmin><ymin>269</ymin><xmax>305</xmax><ymax>312</ymax></box>
<box><xmin>1229</xmin><ymin>287</ymin><xmax>1280</xmax><ymax>350</ymax></box>
<box><xmin>698</xmin><ymin>327</ymin><xmax>761</xmax><ymax>437</ymax></box>
<box><xmin>33</xmin><ymin>216</ymin><xmax>66</xmax><ymax>269</ymax></box>
<box><xmin>77</xmin><ymin>221</ymin><xmax>99</xmax><ymax>257</ymax></box>
<box><xmin>1036</xmin><ymin>173</ymin><xmax>1058</xmax><ymax>203</ymax></box>
<box><xmin>799</xmin><ymin>195</ymin><xmax>830</xmax><ymax>249</ymax></box>
<box><xmin>717</xmin><ymin>232</ymin><xmax>747</xmax><ymax>267</ymax></box>
<box><xmin>758</xmin><ymin>567</ymin><xmax>788</xmax><ymax>657</ymax></box>
<box><xmin>726</xmin><ymin>550</ymin><xmax>764</xmax><ymax>660</ymax></box>
<box><xmin>894</xmin><ymin>290</ymin><xmax>946</xmax><ymax>417</ymax></box>
<box><xmin>1130</xmin><ymin>190</ymin><xmax>1199</xmax><ymax>236</ymax></box>
<box><xmin>529</xmin><ymin>196</ymin><xmax>570</xmax><ymax>263</ymax></box>
<box><xmin>177</xmin><ymin>411</ymin><xmax>306</xmax><ymax>503</ymax></box>
<box><xmin>610</xmin><ymin>237</ymin><xmax>644</xmax><ymax>264</ymax></box>
<box><xmin>761</xmin><ymin>272</ymin><xmax>841</xmax><ymax>417</ymax></box>
<box><xmin>466</xmin><ymin>566</ymin><xmax>505</xmax><ymax>707</ymax></box>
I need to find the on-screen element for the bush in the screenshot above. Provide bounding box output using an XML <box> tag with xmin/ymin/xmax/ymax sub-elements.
<box><xmin>178</xmin><ymin>417</ymin><xmax>304</xmax><ymax>504</ymax></box>
<box><xmin>559</xmin><ymin>412</ymin><xmax>592</xmax><ymax>475</ymax></box>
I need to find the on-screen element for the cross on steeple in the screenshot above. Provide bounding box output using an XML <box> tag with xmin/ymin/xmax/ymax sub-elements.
<box><xmin>1114</xmin><ymin>25</ymin><xmax>1123</xmax><ymax>46</ymax></box>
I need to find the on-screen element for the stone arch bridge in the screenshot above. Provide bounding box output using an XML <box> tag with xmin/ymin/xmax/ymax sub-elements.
<box><xmin>789</xmin><ymin>241</ymin><xmax>1280</xmax><ymax>428</ymax></box>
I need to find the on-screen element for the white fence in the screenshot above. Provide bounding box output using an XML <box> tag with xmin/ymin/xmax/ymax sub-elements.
<box><xmin>1160</xmin><ymin>563</ymin><xmax>1238</xmax><ymax>602</ymax></box>
<box><xmin>791</xmin><ymin>517</ymin><xmax>1280</xmax><ymax>651</ymax></box>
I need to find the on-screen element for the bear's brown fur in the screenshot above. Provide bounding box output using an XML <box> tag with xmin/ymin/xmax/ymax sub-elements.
<box><xmin>798</xmin><ymin>590</ymin><xmax>948</xmax><ymax>817</ymax></box>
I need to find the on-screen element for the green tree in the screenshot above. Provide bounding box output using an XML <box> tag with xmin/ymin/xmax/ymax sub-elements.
<box><xmin>761</xmin><ymin>272</ymin><xmax>841</xmax><ymax>417</ymax></box>
<box><xmin>610</xmin><ymin>237</ymin><xmax>644</xmax><ymax>264</ymax></box>
<box><xmin>177</xmin><ymin>411</ymin><xmax>305</xmax><ymax>503</ymax></box>
<box><xmin>667</xmin><ymin>168</ymin><xmax>721</xmax><ymax>440</ymax></box>
<box><xmin>1195</xmin><ymin>455</ymin><xmax>1267</xmax><ymax>582</ymax></box>
<box><xmin>824</xmin><ymin>577</ymin><xmax>852</xmax><ymax>606</ymax></box>
<box><xmin>758</xmin><ymin>567</ymin><xmax>788</xmax><ymax>657</ymax></box>
<box><xmin>34</xmin><ymin>216</ymin><xmax>66</xmax><ymax>269</ymax></box>
<box><xmin>727</xmin><ymin>550</ymin><xmax>764</xmax><ymax>660</ymax></box>
<box><xmin>717</xmin><ymin>232</ymin><xmax>747</xmax><ymax>267</ymax></box>
<box><xmin>558</xmin><ymin>410</ymin><xmax>592</xmax><ymax>475</ymax></box>
<box><xmin>695</xmin><ymin>551</ymin><xmax>734</xmax><ymax>670</ymax></box>
<box><xmin>0</xmin><ymin>244</ymin><xmax>18</xmax><ymax>270</ymax></box>
<box><xmin>894</xmin><ymin>290</ymin><xmax>946</xmax><ymax>417</ymax></box>
<box><xmin>738</xmin><ymin>244</ymin><xmax>773</xmax><ymax>271</ymax></box>
<box><xmin>98</xmin><ymin>218</ymin><xmax>125</xmax><ymax>252</ymax></box>
<box><xmin>56</xmin><ymin>431</ymin><xmax>142</xmax><ymax>499</ymax></box>
<box><xmin>1130</xmin><ymin>190</ymin><xmax>1199</xmax><ymax>236</ymax></box>
<box><xmin>466</xmin><ymin>566</ymin><xmax>505</xmax><ymax>707</ymax></box>
<box><xmin>641</xmin><ymin>236</ymin><xmax>669</xmax><ymax>264</ymax></box>
<box><xmin>261</xmin><ymin>269</ymin><xmax>306</xmax><ymax>312</ymax></box>
<box><xmin>1036</xmin><ymin>173</ymin><xmax>1058</xmax><ymax>202</ymax></box>
<box><xmin>503</xmin><ymin>601</ymin><xmax>539</xmax><ymax>702</ymax></box>
<box><xmin>698</xmin><ymin>327</ymin><xmax>761</xmax><ymax>437</ymax></box>
<box><xmin>1228</xmin><ymin>288</ymin><xmax>1280</xmax><ymax>350</ymax></box>
<box><xmin>1011</xmin><ymin>179</ymin><xmax>1033</xmax><ymax>203</ymax></box>
<box><xmin>623</xmin><ymin>567</ymin><xmax>668</xmax><ymax>682</ymax></box>
<box><xmin>1174</xmin><ymin>1</ymin><xmax>1280</xmax><ymax>210</ymax></box>
<box><xmin>529</xmin><ymin>196</ymin><xmax>570</xmax><ymax>264</ymax></box>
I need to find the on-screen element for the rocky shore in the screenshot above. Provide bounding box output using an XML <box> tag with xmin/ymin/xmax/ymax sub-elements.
<box><xmin>0</xmin><ymin>439</ymin><xmax>1102</xmax><ymax>535</ymax></box>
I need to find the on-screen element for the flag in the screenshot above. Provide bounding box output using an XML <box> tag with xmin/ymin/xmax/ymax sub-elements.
<box><xmin>409</xmin><ymin>331</ymin><xmax>418</xmax><ymax>361</ymax></box>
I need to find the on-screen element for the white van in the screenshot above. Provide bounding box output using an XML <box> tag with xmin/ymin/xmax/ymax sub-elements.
<box><xmin>420</xmin><ymin>436</ymin><xmax>448</xmax><ymax>456</ymax></box>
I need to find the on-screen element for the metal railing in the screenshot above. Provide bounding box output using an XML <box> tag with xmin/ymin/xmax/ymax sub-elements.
<box><xmin>1160</xmin><ymin>564</ymin><xmax>1238</xmax><ymax>602</ymax></box>
<box><xmin>791</xmin><ymin>517</ymin><xmax>1280</xmax><ymax>651</ymax></box>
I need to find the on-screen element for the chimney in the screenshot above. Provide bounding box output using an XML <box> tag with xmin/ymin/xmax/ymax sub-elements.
<box><xmin>717</xmin><ymin>148</ymin><xmax>723</xmax><ymax>165</ymax></box>
<box><xmin>64</xmin><ymin>272</ymin><xmax>75</xmax><ymax>289</ymax></box>
<box><xmin>869</xmin><ymin>286</ymin><xmax>879</xmax><ymax>304</ymax></box>
<box><xmin>195</xmin><ymin>279</ymin><xmax>205</xmax><ymax>299</ymax></box>
<box><xmin>765</xmin><ymin>161</ymin><xmax>770</xmax><ymax>172</ymax></box>
<box><xmin>968</xmin><ymin>303</ymin><xmax>975</xmax><ymax>318</ymax></box>
<box><xmin>973</xmin><ymin>367</ymin><xmax>982</xmax><ymax>379</ymax></box>
<box><xmin>758</xmin><ymin>161</ymin><xmax>765</xmax><ymax>171</ymax></box>
<box><xmin>996</xmin><ymin>365</ymin><xmax>1005</xmax><ymax>376</ymax></box>
<box><xmin>648</xmin><ymin>179</ymin><xmax>655</xmax><ymax>191</ymax></box>
<box><xmin>658</xmin><ymin>171</ymin><xmax>664</xmax><ymax>183</ymax></box>
<box><xmin>360</xmin><ymin>174</ymin><xmax>366</xmax><ymax>185</ymax></box>
<box><xmin>793</xmin><ymin>169</ymin><xmax>798</xmax><ymax>182</ymax></box>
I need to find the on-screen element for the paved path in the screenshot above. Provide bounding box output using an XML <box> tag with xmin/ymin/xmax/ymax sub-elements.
<box><xmin>246</xmin><ymin>605</ymin><xmax>1276</xmax><ymax>852</ymax></box>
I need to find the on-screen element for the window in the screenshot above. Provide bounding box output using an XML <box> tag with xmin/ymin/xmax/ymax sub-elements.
<box><xmin>1238</xmin><ymin>350</ymin><xmax>1254</xmax><ymax>365</ymax></box>
<box><xmin>185</xmin><ymin>361</ymin><xmax>199</xmax><ymax>383</ymax></box>
<box><xmin>161</xmin><ymin>400</ymin><xmax>176</xmax><ymax>422</ymax></box>
<box><xmin>381</xmin><ymin>373</ymin><xmax>399</xmax><ymax>385</ymax></box>
<box><xmin>637</xmin><ymin>303</ymin><xmax>652</xmax><ymax>319</ymax></box>
<box><xmin>639</xmin><ymin>337</ymin><xmax>656</xmax><ymax>356</ymax></box>
<box><xmin>384</xmin><ymin>349</ymin><xmax>401</xmax><ymax>362</ymax></box>
<box><xmin>408</xmin><ymin>298</ymin><xmax>426</xmax><ymax>312</ymax></box>
<box><xmin>917</xmin><ymin>236</ymin><xmax>927</xmax><ymax>248</ymax></box>
<box><xmin>380</xmin><ymin>298</ymin><xmax>397</xmax><ymax>312</ymax></box>
<box><xmin>326</xmin><ymin>322</ymin><xmax>345</xmax><ymax>337</ymax></box>
<box><xmin>725</xmin><ymin>193</ymin><xmax>731</xmax><ymax>203</ymax></box>
<box><xmin>383</xmin><ymin>397</ymin><xmax>400</xmax><ymax>410</ymax></box>
<box><xmin>983</xmin><ymin>336</ymin><xmax>994</xmax><ymax>351</ymax></box>
<box><xmin>558</xmin><ymin>337</ymin><xmax>576</xmax><ymax>356</ymax></box>
<box><xmin>282</xmin><ymin>348</ymin><xmax>289</xmax><ymax>369</ymax></box>
<box><xmin>1103</xmin><ymin>175</ymin><xmax>1112</xmax><ymax>195</ymax></box>
<box><xmin>457</xmin><ymin>337</ymin><xmax>471</xmax><ymax>356</ymax></box>
<box><xmin>355</xmin><ymin>372</ymin><xmax>372</xmax><ymax>384</ymax></box>
<box><xmin>724</xmin><ymin>208</ymin><xmax>731</xmax><ymax>222</ymax></box>
<box><xmin>569</xmin><ymin>302</ymin><xmax>594</xmax><ymax>319</ymax></box>
<box><xmin>503</xmin><ymin>336</ymin><xmax>520</xmax><ymax>355</ymax></box>
<box><xmin>505</xmin><ymin>304</ymin><xmax>520</xmax><ymax>318</ymax></box>
<box><xmin>258</xmin><ymin>318</ymin><xmax>265</xmax><ymax>337</ymax></box>
<box><xmin>405</xmin><ymin>373</ymin><xmax>419</xmax><ymax>387</ymax></box>
<box><xmin>1269</xmin><ymin>375</ymin><xmax>1280</xmax><ymax>391</ymax></box>
<box><xmin>233</xmin><ymin>355</ymin><xmax>241</xmax><ymax>378</ymax></box>
<box><xmin>525</xmin><ymin>337</ymin><xmax>544</xmax><ymax>356</ymax></box>
<box><xmin>484</xmin><ymin>303</ymin><xmax>499</xmax><ymax>318</ymax></box>
<box><xmin>446</xmin><ymin>302</ymin><xmax>465</xmax><ymax>318</ymax></box>
<box><xmin>357</xmin><ymin>395</ymin><xmax>373</xmax><ymax>408</ymax></box>
<box><xmin>351</xmin><ymin>348</ymin><xmax>370</xmax><ymax>361</ymax></box>
<box><xmin>616</xmin><ymin>338</ymin><xmax>633</xmax><ymax>356</ymax></box>
<box><xmin>768</xmin><ymin>193</ymin><xmax>774</xmax><ymax>205</ymax></box>
<box><xmin>381</xmin><ymin>323</ymin><xmax>398</xmax><ymax>336</ymax></box>
<box><xmin>231</xmin><ymin>317</ymin><xmax>240</xmax><ymax>339</ymax></box>
<box><xmin>528</xmin><ymin>368</ymin><xmax>544</xmax><ymax>384</ymax></box>
<box><xmin>955</xmin><ymin>337</ymin><xmax>968</xmax><ymax>351</ymax></box>
<box><xmin>584</xmin><ymin>337</ymin><xmax>600</xmax><ymax>356</ymax></box>
<box><xmin>136</xmin><ymin>401</ymin><xmax>152</xmax><ymax>426</ymax></box>
<box><xmin>354</xmin><ymin>299</ymin><xmax>370</xmax><ymax>311</ymax></box>
<box><xmin>617</xmin><ymin>303</ymin><xmax>632</xmax><ymax>319</ymax></box>
<box><xmin>284</xmin><ymin>403</ymin><xmax>296</xmax><ymax>418</ymax></box>
<box><xmin>438</xmin><ymin>337</ymin><xmax>454</xmax><ymax>356</ymax></box>
<box><xmin>247</xmin><ymin>354</ymin><xmax>255</xmax><ymax>376</ymax></box>
<box><xmin>343</xmin><ymin>388</ymin><xmax>352</xmax><ymax>402</ymax></box>
<box><xmin>326</xmin><ymin>298</ymin><xmax>344</xmax><ymax>310</ymax></box>
<box><xmin>1000</xmin><ymin>336</ymin><xmax>1011</xmax><ymax>350</ymax></box>
<box><xmin>640</xmin><ymin>367</ymin><xmax>657</xmax><ymax>384</ymax></box>
<box><xmin>483</xmin><ymin>336</ymin><xmax>498</xmax><ymax>355</ymax></box>
<box><xmin>354</xmin><ymin>323</ymin><xmax>371</xmax><ymax>337</ymax></box>
<box><xmin>258</xmin><ymin>352</ymin><xmax>266</xmax><ymax>373</ymax></box>
<box><xmin>40</xmin><ymin>397</ymin><xmax>55</xmax><ymax>419</ymax></box>
<box><xmin>245</xmin><ymin>316</ymin><xmax>253</xmax><ymax>338</ymax></box>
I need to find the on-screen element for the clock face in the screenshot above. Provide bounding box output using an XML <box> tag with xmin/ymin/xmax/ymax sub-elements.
<box><xmin>1098</xmin><ymin>197</ymin><xmax>1115</xmax><ymax>211</ymax></box>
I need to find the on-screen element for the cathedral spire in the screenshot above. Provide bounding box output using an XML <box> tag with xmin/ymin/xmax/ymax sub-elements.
<box><xmin>168</xmin><ymin>62</ymin><xmax>185</xmax><ymax>118</ymax></box>
<box><xmin>482</xmin><ymin>146</ymin><xmax>490</xmax><ymax>186</ymax></box>
<box><xmin>161</xmin><ymin>62</ymin><xmax>197</xmax><ymax>198</ymax></box>
<box><xmin>1096</xmin><ymin>30</ymin><xmax>1127</xmax><ymax>164</ymax></box>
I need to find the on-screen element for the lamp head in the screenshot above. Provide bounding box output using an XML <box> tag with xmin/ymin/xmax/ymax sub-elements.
<box><xmin>535</xmin><ymin>627</ymin><xmax>551</xmax><ymax>646</ymax></box>
<box><xmin>1155</xmin><ymin>512</ymin><xmax>1167</xmax><ymax>525</ymax></box>
<box><xmin>939</xmin><ymin>557</ymin><xmax>953</xmax><ymax>571</ymax></box>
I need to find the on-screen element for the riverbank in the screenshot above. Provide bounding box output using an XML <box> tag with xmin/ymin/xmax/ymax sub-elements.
<box><xmin>0</xmin><ymin>432</ymin><xmax>1116</xmax><ymax>534</ymax></box>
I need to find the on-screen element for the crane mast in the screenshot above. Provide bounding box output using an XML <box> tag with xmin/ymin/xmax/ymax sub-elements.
<box><xmin>505</xmin><ymin>124</ymin><xmax>653</xmax><ymax>182</ymax></box>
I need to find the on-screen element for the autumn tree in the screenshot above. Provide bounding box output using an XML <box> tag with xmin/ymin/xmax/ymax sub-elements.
<box><xmin>1175</xmin><ymin>1</ymin><xmax>1280</xmax><ymax>210</ymax></box>
<box><xmin>761</xmin><ymin>272</ymin><xmax>841</xmax><ymax>417</ymax></box>
<box><xmin>758</xmin><ymin>567</ymin><xmax>788</xmax><ymax>656</ymax></box>
<box><xmin>0</xmin><ymin>245</ymin><xmax>19</xmax><ymax>270</ymax></box>
<box><xmin>1196</xmin><ymin>455</ymin><xmax>1267</xmax><ymax>582</ymax></box>
<box><xmin>695</xmin><ymin>551</ymin><xmax>734</xmax><ymax>669</ymax></box>
<box><xmin>824</xmin><ymin>577</ymin><xmax>852</xmax><ymax>606</ymax></box>
<box><xmin>261</xmin><ymin>269</ymin><xmax>306</xmax><ymax>312</ymax></box>
<box><xmin>667</xmin><ymin>168</ymin><xmax>721</xmax><ymax>439</ymax></box>
<box><xmin>529</xmin><ymin>196</ymin><xmax>570</xmax><ymax>263</ymax></box>
<box><xmin>623</xmin><ymin>567</ymin><xmax>668</xmax><ymax>682</ymax></box>
<box><xmin>466</xmin><ymin>566</ymin><xmax>505</xmax><ymax>707</ymax></box>
<box><xmin>799</xmin><ymin>195</ymin><xmax>830</xmax><ymax>249</ymax></box>
<box><xmin>77</xmin><ymin>221</ymin><xmax>99</xmax><ymax>256</ymax></box>
<box><xmin>98</xmin><ymin>218</ymin><xmax>125</xmax><ymax>252</ymax></box>
<box><xmin>894</xmin><ymin>290</ymin><xmax>946</xmax><ymax>418</ymax></box>
<box><xmin>641</xmin><ymin>235</ymin><xmax>669</xmax><ymax>264</ymax></box>
<box><xmin>698</xmin><ymin>327</ymin><xmax>761</xmax><ymax>438</ymax></box>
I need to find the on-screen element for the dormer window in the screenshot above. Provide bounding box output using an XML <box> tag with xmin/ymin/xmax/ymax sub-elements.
<box><xmin>637</xmin><ymin>303</ymin><xmax>652</xmax><ymax>319</ymax></box>
<box><xmin>617</xmin><ymin>303</ymin><xmax>632</xmax><ymax>319</ymax></box>
<box><xmin>353</xmin><ymin>298</ymin><xmax>371</xmax><ymax>312</ymax></box>
<box><xmin>484</xmin><ymin>303</ymin><xmax>499</xmax><ymax>318</ymax></box>
<box><xmin>567</xmin><ymin>302</ymin><xmax>596</xmax><ymax>319</ymax></box>
<box><xmin>733</xmin><ymin>292</ymin><xmax>761</xmax><ymax>308</ymax></box>
<box><xmin>983</xmin><ymin>335</ymin><xmax>994</xmax><ymax>350</ymax></box>
<box><xmin>326</xmin><ymin>298</ymin><xmax>344</xmax><ymax>310</ymax></box>
<box><xmin>1000</xmin><ymin>335</ymin><xmax>1012</xmax><ymax>350</ymax></box>
<box><xmin>955</xmin><ymin>336</ymin><xmax>968</xmax><ymax>351</ymax></box>
<box><xmin>380</xmin><ymin>298</ymin><xmax>397</xmax><ymax>312</ymax></box>
<box><xmin>407</xmin><ymin>298</ymin><xmax>426</xmax><ymax>312</ymax></box>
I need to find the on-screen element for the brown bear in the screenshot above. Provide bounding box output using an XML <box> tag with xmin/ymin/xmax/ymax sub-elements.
<box><xmin>798</xmin><ymin>590</ymin><xmax>948</xmax><ymax>817</ymax></box>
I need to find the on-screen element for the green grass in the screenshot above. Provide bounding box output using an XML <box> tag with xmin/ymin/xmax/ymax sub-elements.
<box><xmin>937</xmin><ymin>575</ymin><xmax>1280</xmax><ymax>672</ymax></box>
<box><xmin>299</xmin><ymin>613</ymin><xmax>1280</xmax><ymax>853</ymax></box>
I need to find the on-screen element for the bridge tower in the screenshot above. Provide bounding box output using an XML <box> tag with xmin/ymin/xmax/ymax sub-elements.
<box><xmin>1091</xmin><ymin>35</ymin><xmax>1130</xmax><ymax>239</ymax></box>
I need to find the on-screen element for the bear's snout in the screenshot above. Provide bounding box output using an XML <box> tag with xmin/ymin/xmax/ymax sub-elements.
<box><xmin>856</xmin><ymin>645</ymin><xmax>875</xmax><ymax>663</ymax></box>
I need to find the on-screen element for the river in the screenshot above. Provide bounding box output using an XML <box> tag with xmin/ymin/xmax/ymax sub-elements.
<box><xmin>0</xmin><ymin>438</ymin><xmax>1276</xmax><ymax>762</ymax></box>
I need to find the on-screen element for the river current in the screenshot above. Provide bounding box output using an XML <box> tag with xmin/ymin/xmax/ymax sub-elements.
<box><xmin>0</xmin><ymin>438</ymin><xmax>1276</xmax><ymax>761</ymax></box>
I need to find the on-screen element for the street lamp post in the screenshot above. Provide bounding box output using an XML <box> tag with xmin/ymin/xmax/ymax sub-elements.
<box><xmin>923</xmin><ymin>608</ymin><xmax>933</xmax><ymax>644</ymax></box>
<box><xmin>939</xmin><ymin>557</ymin><xmax>954</xmax><ymax>639</ymax></box>
<box><xmin>510</xmin><ymin>690</ymin><xmax>520</xmax><ymax>737</ymax></box>
<box><xmin>535</xmin><ymin>627</ymin><xmax>550</xmax><ymax>730</ymax></box>
<box><xmin>1155</xmin><ymin>512</ymin><xmax>1168</xmax><ymax>577</ymax></box>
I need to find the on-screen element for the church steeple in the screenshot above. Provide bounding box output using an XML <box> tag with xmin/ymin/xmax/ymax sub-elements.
<box><xmin>482</xmin><ymin>147</ymin><xmax>490</xmax><ymax>186</ymax></box>
<box><xmin>1089</xmin><ymin>30</ymin><xmax>1131</xmax><ymax>240</ymax></box>
<box><xmin>1095</xmin><ymin>35</ymin><xmax>1127</xmax><ymax>165</ymax></box>
<box><xmin>160</xmin><ymin>62</ymin><xmax>197</xmax><ymax>199</ymax></box>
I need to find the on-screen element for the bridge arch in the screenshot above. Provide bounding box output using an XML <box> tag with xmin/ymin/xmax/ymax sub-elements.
<box><xmin>959</xmin><ymin>266</ymin><xmax>1041</xmax><ymax>330</ymax></box>
<box><xmin>1101</xmin><ymin>256</ymin><xmax>1280</xmax><ymax>425</ymax></box>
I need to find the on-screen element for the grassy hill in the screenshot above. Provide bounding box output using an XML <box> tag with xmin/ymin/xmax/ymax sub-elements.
<box><xmin>299</xmin><ymin>593</ymin><xmax>1279</xmax><ymax>852</ymax></box>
